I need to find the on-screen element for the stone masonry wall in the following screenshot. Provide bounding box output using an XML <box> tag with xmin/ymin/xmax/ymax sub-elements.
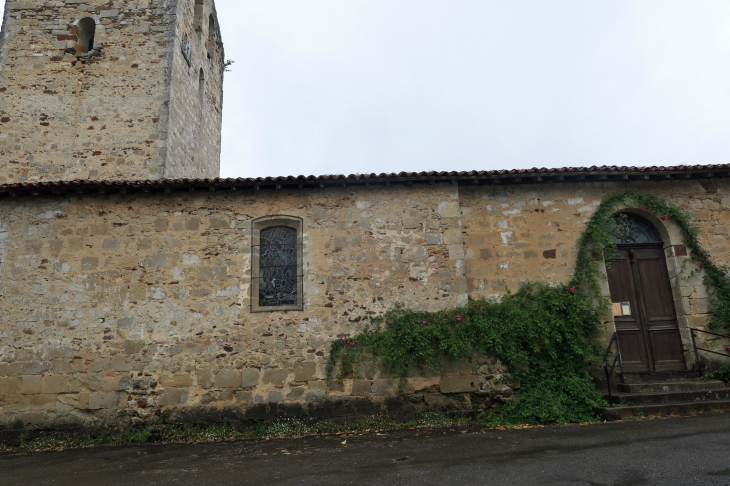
<box><xmin>163</xmin><ymin>0</ymin><xmax>224</xmax><ymax>179</ymax></box>
<box><xmin>460</xmin><ymin>178</ymin><xmax>730</xmax><ymax>365</ymax></box>
<box><xmin>0</xmin><ymin>178</ymin><xmax>727</xmax><ymax>432</ymax></box>
<box><xmin>0</xmin><ymin>0</ymin><xmax>223</xmax><ymax>184</ymax></box>
<box><xmin>0</xmin><ymin>182</ymin><xmax>503</xmax><ymax>432</ymax></box>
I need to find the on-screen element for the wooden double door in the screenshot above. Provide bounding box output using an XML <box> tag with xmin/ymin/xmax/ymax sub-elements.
<box><xmin>606</xmin><ymin>243</ymin><xmax>686</xmax><ymax>372</ymax></box>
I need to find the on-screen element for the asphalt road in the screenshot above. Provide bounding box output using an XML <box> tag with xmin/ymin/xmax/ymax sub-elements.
<box><xmin>2</xmin><ymin>413</ymin><xmax>730</xmax><ymax>486</ymax></box>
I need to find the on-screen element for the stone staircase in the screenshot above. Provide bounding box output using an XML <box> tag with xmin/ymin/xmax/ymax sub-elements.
<box><xmin>597</xmin><ymin>372</ymin><xmax>730</xmax><ymax>421</ymax></box>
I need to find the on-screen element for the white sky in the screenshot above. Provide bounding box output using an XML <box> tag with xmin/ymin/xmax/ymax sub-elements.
<box><xmin>3</xmin><ymin>1</ymin><xmax>730</xmax><ymax>178</ymax></box>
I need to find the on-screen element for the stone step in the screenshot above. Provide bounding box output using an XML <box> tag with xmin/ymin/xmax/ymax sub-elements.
<box><xmin>609</xmin><ymin>388</ymin><xmax>730</xmax><ymax>405</ymax></box>
<box><xmin>597</xmin><ymin>399</ymin><xmax>730</xmax><ymax>421</ymax></box>
<box><xmin>621</xmin><ymin>371</ymin><xmax>701</xmax><ymax>383</ymax></box>
<box><xmin>617</xmin><ymin>379</ymin><xmax>725</xmax><ymax>394</ymax></box>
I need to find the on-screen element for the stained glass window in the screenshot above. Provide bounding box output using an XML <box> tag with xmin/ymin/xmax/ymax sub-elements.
<box><xmin>258</xmin><ymin>226</ymin><xmax>298</xmax><ymax>307</ymax></box>
<box><xmin>608</xmin><ymin>213</ymin><xmax>662</xmax><ymax>244</ymax></box>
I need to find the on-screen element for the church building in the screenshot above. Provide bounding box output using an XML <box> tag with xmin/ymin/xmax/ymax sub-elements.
<box><xmin>0</xmin><ymin>0</ymin><xmax>728</xmax><ymax>433</ymax></box>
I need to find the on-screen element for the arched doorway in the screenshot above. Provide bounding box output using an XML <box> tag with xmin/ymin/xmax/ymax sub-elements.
<box><xmin>606</xmin><ymin>213</ymin><xmax>686</xmax><ymax>372</ymax></box>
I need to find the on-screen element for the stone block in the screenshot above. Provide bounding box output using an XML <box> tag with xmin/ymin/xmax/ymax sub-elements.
<box><xmin>117</xmin><ymin>317</ymin><xmax>137</xmax><ymax>329</ymax></box>
<box><xmin>110</xmin><ymin>356</ymin><xmax>132</xmax><ymax>372</ymax></box>
<box><xmin>287</xmin><ymin>387</ymin><xmax>305</xmax><ymax>400</ymax></box>
<box><xmin>197</xmin><ymin>369</ymin><xmax>214</xmax><ymax>389</ymax></box>
<box><xmin>440</xmin><ymin>375</ymin><xmax>479</xmax><ymax>393</ymax></box>
<box><xmin>236</xmin><ymin>390</ymin><xmax>254</xmax><ymax>403</ymax></box>
<box><xmin>81</xmin><ymin>257</ymin><xmax>99</xmax><ymax>270</ymax></box>
<box><xmin>41</xmin><ymin>375</ymin><xmax>68</xmax><ymax>394</ymax></box>
<box><xmin>263</xmin><ymin>369</ymin><xmax>291</xmax><ymax>386</ymax></box>
<box><xmin>142</xmin><ymin>253</ymin><xmax>166</xmax><ymax>267</ymax></box>
<box><xmin>351</xmin><ymin>380</ymin><xmax>372</xmax><ymax>396</ymax></box>
<box><xmin>427</xmin><ymin>234</ymin><xmax>443</xmax><ymax>245</ymax></box>
<box><xmin>241</xmin><ymin>368</ymin><xmax>260</xmax><ymax>388</ymax></box>
<box><xmin>0</xmin><ymin>377</ymin><xmax>21</xmax><ymax>396</ymax></box>
<box><xmin>449</xmin><ymin>245</ymin><xmax>465</xmax><ymax>260</ymax></box>
<box><xmin>305</xmin><ymin>389</ymin><xmax>325</xmax><ymax>401</ymax></box>
<box><xmin>31</xmin><ymin>394</ymin><xmax>57</xmax><ymax>411</ymax></box>
<box><xmin>355</xmin><ymin>361</ymin><xmax>376</xmax><ymax>380</ymax></box>
<box><xmin>371</xmin><ymin>380</ymin><xmax>394</xmax><ymax>396</ymax></box>
<box><xmin>214</xmin><ymin>369</ymin><xmax>242</xmax><ymax>388</ymax></box>
<box><xmin>159</xmin><ymin>373</ymin><xmax>192</xmax><ymax>388</ymax></box>
<box><xmin>0</xmin><ymin>363</ymin><xmax>22</xmax><ymax>376</ymax></box>
<box><xmin>443</xmin><ymin>229</ymin><xmax>462</xmax><ymax>245</ymax></box>
<box><xmin>3</xmin><ymin>395</ymin><xmax>32</xmax><ymax>413</ymax></box>
<box><xmin>159</xmin><ymin>389</ymin><xmax>187</xmax><ymax>406</ymax></box>
<box><xmin>56</xmin><ymin>393</ymin><xmax>80</xmax><ymax>412</ymax></box>
<box><xmin>405</xmin><ymin>245</ymin><xmax>428</xmax><ymax>262</ymax></box>
<box><xmin>20</xmin><ymin>375</ymin><xmax>42</xmax><ymax>395</ymax></box>
<box><xmin>99</xmin><ymin>8</ymin><xmax>119</xmax><ymax>18</ymax></box>
<box><xmin>268</xmin><ymin>391</ymin><xmax>284</xmax><ymax>402</ymax></box>
<box><xmin>438</xmin><ymin>201</ymin><xmax>460</xmax><ymax>217</ymax></box>
<box><xmin>404</xmin><ymin>377</ymin><xmax>440</xmax><ymax>392</ymax></box>
<box><xmin>293</xmin><ymin>362</ymin><xmax>317</xmax><ymax>382</ymax></box>
<box><xmin>88</xmin><ymin>391</ymin><xmax>117</xmax><ymax>410</ymax></box>
<box><xmin>123</xmin><ymin>340</ymin><xmax>145</xmax><ymax>355</ymax></box>
<box><xmin>403</xmin><ymin>218</ymin><xmax>420</xmax><ymax>229</ymax></box>
<box><xmin>22</xmin><ymin>361</ymin><xmax>50</xmax><ymax>375</ymax></box>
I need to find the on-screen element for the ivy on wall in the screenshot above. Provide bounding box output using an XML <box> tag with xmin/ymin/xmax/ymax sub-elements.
<box><xmin>575</xmin><ymin>190</ymin><xmax>730</xmax><ymax>330</ymax></box>
<box><xmin>326</xmin><ymin>190</ymin><xmax>730</xmax><ymax>424</ymax></box>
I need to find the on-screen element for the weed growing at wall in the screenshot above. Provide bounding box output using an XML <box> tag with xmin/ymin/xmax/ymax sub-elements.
<box><xmin>327</xmin><ymin>191</ymin><xmax>730</xmax><ymax>425</ymax></box>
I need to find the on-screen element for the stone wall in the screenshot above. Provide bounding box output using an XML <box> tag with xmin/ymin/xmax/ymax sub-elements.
<box><xmin>460</xmin><ymin>178</ymin><xmax>730</xmax><ymax>365</ymax></box>
<box><xmin>0</xmin><ymin>182</ymin><xmax>506</xmax><ymax>431</ymax></box>
<box><xmin>163</xmin><ymin>0</ymin><xmax>224</xmax><ymax>179</ymax></box>
<box><xmin>0</xmin><ymin>0</ymin><xmax>223</xmax><ymax>184</ymax></box>
<box><xmin>0</xmin><ymin>178</ymin><xmax>727</xmax><ymax>432</ymax></box>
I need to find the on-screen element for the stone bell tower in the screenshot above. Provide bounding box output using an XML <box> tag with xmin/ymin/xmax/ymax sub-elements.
<box><xmin>0</xmin><ymin>0</ymin><xmax>224</xmax><ymax>183</ymax></box>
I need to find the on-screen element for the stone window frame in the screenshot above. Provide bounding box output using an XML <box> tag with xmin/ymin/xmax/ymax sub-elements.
<box><xmin>250</xmin><ymin>215</ymin><xmax>304</xmax><ymax>313</ymax></box>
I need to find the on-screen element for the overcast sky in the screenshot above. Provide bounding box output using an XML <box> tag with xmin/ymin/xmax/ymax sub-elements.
<box><xmin>3</xmin><ymin>1</ymin><xmax>730</xmax><ymax>178</ymax></box>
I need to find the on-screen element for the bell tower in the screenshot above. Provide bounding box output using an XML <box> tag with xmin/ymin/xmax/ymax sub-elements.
<box><xmin>0</xmin><ymin>0</ymin><xmax>224</xmax><ymax>183</ymax></box>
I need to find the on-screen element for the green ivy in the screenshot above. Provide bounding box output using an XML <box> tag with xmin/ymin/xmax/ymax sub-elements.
<box><xmin>576</xmin><ymin>190</ymin><xmax>730</xmax><ymax>330</ymax></box>
<box><xmin>326</xmin><ymin>190</ymin><xmax>730</xmax><ymax>425</ymax></box>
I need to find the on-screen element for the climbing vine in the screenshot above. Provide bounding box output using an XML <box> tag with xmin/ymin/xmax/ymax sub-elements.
<box><xmin>575</xmin><ymin>190</ymin><xmax>730</xmax><ymax>330</ymax></box>
<box><xmin>326</xmin><ymin>190</ymin><xmax>730</xmax><ymax>424</ymax></box>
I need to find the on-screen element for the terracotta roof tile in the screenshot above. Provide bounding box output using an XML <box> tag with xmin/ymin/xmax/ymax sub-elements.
<box><xmin>1</xmin><ymin>164</ymin><xmax>727</xmax><ymax>197</ymax></box>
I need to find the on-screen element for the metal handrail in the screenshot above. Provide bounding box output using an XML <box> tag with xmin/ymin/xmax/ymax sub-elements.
<box><xmin>603</xmin><ymin>332</ymin><xmax>624</xmax><ymax>405</ymax></box>
<box><xmin>690</xmin><ymin>328</ymin><xmax>730</xmax><ymax>377</ymax></box>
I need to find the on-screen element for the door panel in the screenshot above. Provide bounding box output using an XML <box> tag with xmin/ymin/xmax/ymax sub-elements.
<box><xmin>650</xmin><ymin>330</ymin><xmax>685</xmax><ymax>370</ymax></box>
<box><xmin>606</xmin><ymin>253</ymin><xmax>650</xmax><ymax>372</ymax></box>
<box><xmin>636</xmin><ymin>256</ymin><xmax>675</xmax><ymax>320</ymax></box>
<box><xmin>633</xmin><ymin>246</ymin><xmax>685</xmax><ymax>371</ymax></box>
<box><xmin>607</xmin><ymin>244</ymin><xmax>686</xmax><ymax>372</ymax></box>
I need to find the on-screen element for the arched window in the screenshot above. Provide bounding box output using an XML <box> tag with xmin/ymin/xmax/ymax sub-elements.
<box><xmin>194</xmin><ymin>0</ymin><xmax>205</xmax><ymax>40</ymax></box>
<box><xmin>251</xmin><ymin>216</ymin><xmax>304</xmax><ymax>312</ymax></box>
<box><xmin>72</xmin><ymin>18</ymin><xmax>96</xmax><ymax>54</ymax></box>
<box><xmin>608</xmin><ymin>213</ymin><xmax>662</xmax><ymax>244</ymax></box>
<box><xmin>207</xmin><ymin>14</ymin><xmax>216</xmax><ymax>60</ymax></box>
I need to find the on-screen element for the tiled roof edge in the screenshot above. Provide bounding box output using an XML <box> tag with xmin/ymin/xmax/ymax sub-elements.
<box><xmin>1</xmin><ymin>164</ymin><xmax>727</xmax><ymax>196</ymax></box>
